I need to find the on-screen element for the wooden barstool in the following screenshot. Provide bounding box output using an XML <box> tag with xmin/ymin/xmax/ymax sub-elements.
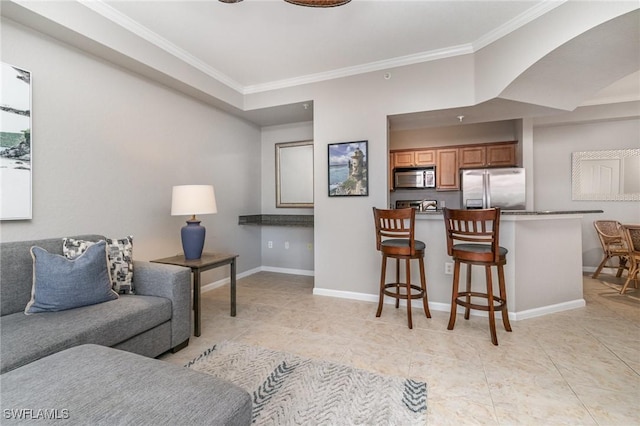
<box><xmin>443</xmin><ymin>208</ymin><xmax>512</xmax><ymax>345</ymax></box>
<box><xmin>372</xmin><ymin>207</ymin><xmax>431</xmax><ymax>329</ymax></box>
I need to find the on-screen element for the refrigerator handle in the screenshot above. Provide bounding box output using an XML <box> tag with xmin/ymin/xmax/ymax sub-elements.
<box><xmin>484</xmin><ymin>171</ymin><xmax>491</xmax><ymax>209</ymax></box>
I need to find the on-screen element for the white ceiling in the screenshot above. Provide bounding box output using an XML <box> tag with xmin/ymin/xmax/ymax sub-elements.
<box><xmin>100</xmin><ymin>0</ymin><xmax>548</xmax><ymax>94</ymax></box>
<box><xmin>4</xmin><ymin>0</ymin><xmax>637</xmax><ymax>126</ymax></box>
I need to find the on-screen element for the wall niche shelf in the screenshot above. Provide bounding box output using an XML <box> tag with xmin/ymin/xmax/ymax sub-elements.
<box><xmin>238</xmin><ymin>214</ymin><xmax>314</xmax><ymax>227</ymax></box>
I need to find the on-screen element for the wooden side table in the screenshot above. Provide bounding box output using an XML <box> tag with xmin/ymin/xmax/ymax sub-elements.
<box><xmin>151</xmin><ymin>252</ymin><xmax>238</xmax><ymax>337</ymax></box>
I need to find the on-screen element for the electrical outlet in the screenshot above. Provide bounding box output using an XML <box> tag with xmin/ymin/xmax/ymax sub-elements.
<box><xmin>445</xmin><ymin>262</ymin><xmax>453</xmax><ymax>275</ymax></box>
<box><xmin>268</xmin><ymin>241</ymin><xmax>273</xmax><ymax>249</ymax></box>
<box><xmin>284</xmin><ymin>241</ymin><xmax>290</xmax><ymax>249</ymax></box>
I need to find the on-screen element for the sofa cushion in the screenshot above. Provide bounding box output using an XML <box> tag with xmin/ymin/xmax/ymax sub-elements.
<box><xmin>25</xmin><ymin>241</ymin><xmax>118</xmax><ymax>314</ymax></box>
<box><xmin>0</xmin><ymin>345</ymin><xmax>252</xmax><ymax>426</ymax></box>
<box><xmin>63</xmin><ymin>236</ymin><xmax>135</xmax><ymax>294</ymax></box>
<box><xmin>0</xmin><ymin>295</ymin><xmax>172</xmax><ymax>373</ymax></box>
<box><xmin>1</xmin><ymin>235</ymin><xmax>105</xmax><ymax>316</ymax></box>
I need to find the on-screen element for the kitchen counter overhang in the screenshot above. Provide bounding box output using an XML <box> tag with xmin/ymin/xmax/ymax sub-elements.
<box><xmin>416</xmin><ymin>209</ymin><xmax>603</xmax><ymax>217</ymax></box>
<box><xmin>412</xmin><ymin>210</ymin><xmax>602</xmax><ymax>320</ymax></box>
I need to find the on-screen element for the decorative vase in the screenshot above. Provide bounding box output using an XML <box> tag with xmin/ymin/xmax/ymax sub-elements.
<box><xmin>181</xmin><ymin>219</ymin><xmax>206</xmax><ymax>260</ymax></box>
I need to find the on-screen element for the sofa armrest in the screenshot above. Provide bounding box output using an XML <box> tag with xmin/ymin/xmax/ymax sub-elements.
<box><xmin>132</xmin><ymin>261</ymin><xmax>190</xmax><ymax>349</ymax></box>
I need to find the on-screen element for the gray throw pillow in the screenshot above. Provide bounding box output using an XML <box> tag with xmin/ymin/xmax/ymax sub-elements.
<box><xmin>25</xmin><ymin>240</ymin><xmax>119</xmax><ymax>315</ymax></box>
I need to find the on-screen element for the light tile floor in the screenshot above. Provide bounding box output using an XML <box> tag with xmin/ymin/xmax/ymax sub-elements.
<box><xmin>161</xmin><ymin>272</ymin><xmax>639</xmax><ymax>425</ymax></box>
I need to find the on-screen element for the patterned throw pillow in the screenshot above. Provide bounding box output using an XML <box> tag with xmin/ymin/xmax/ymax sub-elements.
<box><xmin>63</xmin><ymin>236</ymin><xmax>134</xmax><ymax>294</ymax></box>
<box><xmin>26</xmin><ymin>241</ymin><xmax>118</xmax><ymax>314</ymax></box>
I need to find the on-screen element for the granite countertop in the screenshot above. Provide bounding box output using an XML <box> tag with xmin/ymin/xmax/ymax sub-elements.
<box><xmin>238</xmin><ymin>214</ymin><xmax>314</xmax><ymax>227</ymax></box>
<box><xmin>417</xmin><ymin>209</ymin><xmax>604</xmax><ymax>215</ymax></box>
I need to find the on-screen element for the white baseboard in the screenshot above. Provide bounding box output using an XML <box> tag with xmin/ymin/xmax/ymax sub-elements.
<box><xmin>201</xmin><ymin>266</ymin><xmax>313</xmax><ymax>293</ymax></box>
<box><xmin>200</xmin><ymin>266</ymin><xmax>262</xmax><ymax>293</ymax></box>
<box><xmin>202</xmin><ymin>269</ymin><xmax>586</xmax><ymax>321</ymax></box>
<box><xmin>261</xmin><ymin>266</ymin><xmax>315</xmax><ymax>276</ymax></box>
<box><xmin>312</xmin><ymin>287</ymin><xmax>586</xmax><ymax>321</ymax></box>
<box><xmin>509</xmin><ymin>299</ymin><xmax>586</xmax><ymax>321</ymax></box>
<box><xmin>312</xmin><ymin>287</ymin><xmax>451</xmax><ymax>315</ymax></box>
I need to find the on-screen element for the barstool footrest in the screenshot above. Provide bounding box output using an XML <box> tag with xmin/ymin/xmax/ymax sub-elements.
<box><xmin>454</xmin><ymin>291</ymin><xmax>507</xmax><ymax>311</ymax></box>
<box><xmin>383</xmin><ymin>283</ymin><xmax>425</xmax><ymax>300</ymax></box>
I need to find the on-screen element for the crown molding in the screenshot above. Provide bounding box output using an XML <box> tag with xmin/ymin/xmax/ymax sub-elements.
<box><xmin>242</xmin><ymin>44</ymin><xmax>474</xmax><ymax>95</ymax></box>
<box><xmin>81</xmin><ymin>0</ymin><xmax>566</xmax><ymax>96</ymax></box>
<box><xmin>472</xmin><ymin>0</ymin><xmax>567</xmax><ymax>51</ymax></box>
<box><xmin>80</xmin><ymin>0</ymin><xmax>245</xmax><ymax>93</ymax></box>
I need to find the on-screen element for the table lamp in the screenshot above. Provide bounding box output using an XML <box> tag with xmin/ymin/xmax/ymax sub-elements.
<box><xmin>171</xmin><ymin>185</ymin><xmax>217</xmax><ymax>260</ymax></box>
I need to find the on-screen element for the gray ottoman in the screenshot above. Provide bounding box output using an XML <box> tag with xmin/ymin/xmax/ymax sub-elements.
<box><xmin>0</xmin><ymin>344</ymin><xmax>252</xmax><ymax>425</ymax></box>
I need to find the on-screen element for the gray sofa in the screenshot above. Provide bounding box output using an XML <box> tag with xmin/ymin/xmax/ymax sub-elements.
<box><xmin>1</xmin><ymin>344</ymin><xmax>252</xmax><ymax>425</ymax></box>
<box><xmin>0</xmin><ymin>235</ymin><xmax>191</xmax><ymax>374</ymax></box>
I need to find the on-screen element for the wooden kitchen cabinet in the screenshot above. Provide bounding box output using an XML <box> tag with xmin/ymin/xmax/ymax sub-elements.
<box><xmin>459</xmin><ymin>146</ymin><xmax>486</xmax><ymax>168</ymax></box>
<box><xmin>459</xmin><ymin>142</ymin><xmax>517</xmax><ymax>169</ymax></box>
<box><xmin>393</xmin><ymin>151</ymin><xmax>415</xmax><ymax>168</ymax></box>
<box><xmin>436</xmin><ymin>149</ymin><xmax>459</xmax><ymax>190</ymax></box>
<box><xmin>392</xmin><ymin>149</ymin><xmax>436</xmax><ymax>168</ymax></box>
<box><xmin>414</xmin><ymin>150</ymin><xmax>436</xmax><ymax>166</ymax></box>
<box><xmin>486</xmin><ymin>143</ymin><xmax>516</xmax><ymax>167</ymax></box>
<box><xmin>389</xmin><ymin>153</ymin><xmax>394</xmax><ymax>191</ymax></box>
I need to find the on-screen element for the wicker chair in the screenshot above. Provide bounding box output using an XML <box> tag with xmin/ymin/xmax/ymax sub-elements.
<box><xmin>620</xmin><ymin>224</ymin><xmax>640</xmax><ymax>294</ymax></box>
<box><xmin>592</xmin><ymin>221</ymin><xmax>629</xmax><ymax>279</ymax></box>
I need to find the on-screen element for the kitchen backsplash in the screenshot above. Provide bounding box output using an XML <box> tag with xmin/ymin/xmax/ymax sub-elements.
<box><xmin>389</xmin><ymin>188</ymin><xmax>462</xmax><ymax>210</ymax></box>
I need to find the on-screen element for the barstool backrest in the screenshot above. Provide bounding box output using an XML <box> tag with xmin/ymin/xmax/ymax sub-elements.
<box><xmin>443</xmin><ymin>208</ymin><xmax>501</xmax><ymax>263</ymax></box>
<box><xmin>372</xmin><ymin>207</ymin><xmax>417</xmax><ymax>256</ymax></box>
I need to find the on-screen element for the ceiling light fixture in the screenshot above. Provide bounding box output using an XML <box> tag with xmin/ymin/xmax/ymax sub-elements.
<box><xmin>219</xmin><ymin>0</ymin><xmax>351</xmax><ymax>7</ymax></box>
<box><xmin>285</xmin><ymin>0</ymin><xmax>351</xmax><ymax>7</ymax></box>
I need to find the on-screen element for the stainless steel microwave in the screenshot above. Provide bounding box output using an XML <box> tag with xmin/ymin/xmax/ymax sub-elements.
<box><xmin>394</xmin><ymin>167</ymin><xmax>436</xmax><ymax>189</ymax></box>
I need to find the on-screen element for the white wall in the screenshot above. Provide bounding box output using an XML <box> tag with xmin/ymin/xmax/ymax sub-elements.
<box><xmin>390</xmin><ymin>121</ymin><xmax>517</xmax><ymax>149</ymax></box>
<box><xmin>259</xmin><ymin>122</ymin><xmax>314</xmax><ymax>272</ymax></box>
<box><xmin>0</xmin><ymin>19</ymin><xmax>263</xmax><ymax>284</ymax></box>
<box><xmin>307</xmin><ymin>57</ymin><xmax>476</xmax><ymax>295</ymax></box>
<box><xmin>532</xmin><ymin>107</ymin><xmax>640</xmax><ymax>268</ymax></box>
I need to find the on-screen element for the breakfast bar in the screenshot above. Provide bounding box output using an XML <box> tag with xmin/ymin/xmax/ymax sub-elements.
<box><xmin>406</xmin><ymin>210</ymin><xmax>602</xmax><ymax>320</ymax></box>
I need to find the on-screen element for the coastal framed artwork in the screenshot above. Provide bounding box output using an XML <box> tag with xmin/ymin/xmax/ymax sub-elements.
<box><xmin>328</xmin><ymin>140</ymin><xmax>368</xmax><ymax>197</ymax></box>
<box><xmin>1</xmin><ymin>62</ymin><xmax>32</xmax><ymax>220</ymax></box>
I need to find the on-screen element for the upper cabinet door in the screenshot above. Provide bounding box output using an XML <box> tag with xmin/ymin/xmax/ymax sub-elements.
<box><xmin>393</xmin><ymin>149</ymin><xmax>436</xmax><ymax>168</ymax></box>
<box><xmin>414</xmin><ymin>150</ymin><xmax>436</xmax><ymax>166</ymax></box>
<box><xmin>486</xmin><ymin>144</ymin><xmax>516</xmax><ymax>167</ymax></box>
<box><xmin>459</xmin><ymin>146</ymin><xmax>486</xmax><ymax>168</ymax></box>
<box><xmin>394</xmin><ymin>151</ymin><xmax>415</xmax><ymax>168</ymax></box>
<box><xmin>436</xmin><ymin>149</ymin><xmax>459</xmax><ymax>190</ymax></box>
<box><xmin>459</xmin><ymin>143</ymin><xmax>517</xmax><ymax>169</ymax></box>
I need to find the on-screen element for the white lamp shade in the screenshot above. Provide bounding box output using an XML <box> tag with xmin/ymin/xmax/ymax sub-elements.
<box><xmin>171</xmin><ymin>185</ymin><xmax>217</xmax><ymax>216</ymax></box>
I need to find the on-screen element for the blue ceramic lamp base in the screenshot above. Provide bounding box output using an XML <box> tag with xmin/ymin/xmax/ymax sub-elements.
<box><xmin>181</xmin><ymin>219</ymin><xmax>206</xmax><ymax>260</ymax></box>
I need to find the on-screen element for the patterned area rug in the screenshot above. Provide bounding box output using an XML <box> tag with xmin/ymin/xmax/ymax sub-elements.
<box><xmin>186</xmin><ymin>341</ymin><xmax>428</xmax><ymax>425</ymax></box>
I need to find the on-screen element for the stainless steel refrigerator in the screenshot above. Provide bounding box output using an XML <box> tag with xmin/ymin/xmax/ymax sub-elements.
<box><xmin>461</xmin><ymin>168</ymin><xmax>526</xmax><ymax>210</ymax></box>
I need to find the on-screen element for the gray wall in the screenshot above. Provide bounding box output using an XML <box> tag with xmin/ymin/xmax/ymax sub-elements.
<box><xmin>532</xmin><ymin>106</ymin><xmax>640</xmax><ymax>269</ymax></box>
<box><xmin>0</xmin><ymin>19</ymin><xmax>263</xmax><ymax>283</ymax></box>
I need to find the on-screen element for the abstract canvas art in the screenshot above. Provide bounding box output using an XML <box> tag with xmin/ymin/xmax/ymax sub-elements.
<box><xmin>1</xmin><ymin>62</ymin><xmax>32</xmax><ymax>220</ymax></box>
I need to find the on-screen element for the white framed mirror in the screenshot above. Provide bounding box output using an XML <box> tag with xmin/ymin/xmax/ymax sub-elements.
<box><xmin>276</xmin><ymin>140</ymin><xmax>314</xmax><ymax>208</ymax></box>
<box><xmin>572</xmin><ymin>149</ymin><xmax>640</xmax><ymax>201</ymax></box>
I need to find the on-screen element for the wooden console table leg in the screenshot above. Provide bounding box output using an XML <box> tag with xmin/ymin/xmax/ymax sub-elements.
<box><xmin>231</xmin><ymin>258</ymin><xmax>236</xmax><ymax>317</ymax></box>
<box><xmin>193</xmin><ymin>269</ymin><xmax>201</xmax><ymax>337</ymax></box>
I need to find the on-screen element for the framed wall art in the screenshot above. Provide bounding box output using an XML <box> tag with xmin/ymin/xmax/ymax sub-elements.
<box><xmin>328</xmin><ymin>140</ymin><xmax>368</xmax><ymax>197</ymax></box>
<box><xmin>1</xmin><ymin>62</ymin><xmax>32</xmax><ymax>220</ymax></box>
